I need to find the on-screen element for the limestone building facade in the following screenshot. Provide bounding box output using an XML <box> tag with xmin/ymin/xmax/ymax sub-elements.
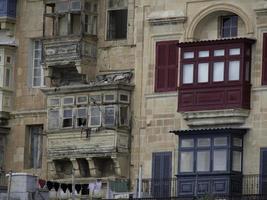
<box><xmin>1</xmin><ymin>0</ymin><xmax>267</xmax><ymax>198</ymax></box>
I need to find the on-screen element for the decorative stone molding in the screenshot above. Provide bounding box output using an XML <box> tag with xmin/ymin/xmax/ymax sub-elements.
<box><xmin>185</xmin><ymin>3</ymin><xmax>254</xmax><ymax>40</ymax></box>
<box><xmin>254</xmin><ymin>2</ymin><xmax>267</xmax><ymax>16</ymax></box>
<box><xmin>182</xmin><ymin>109</ymin><xmax>249</xmax><ymax>127</ymax></box>
<box><xmin>86</xmin><ymin>158</ymin><xmax>100</xmax><ymax>177</ymax></box>
<box><xmin>70</xmin><ymin>158</ymin><xmax>81</xmax><ymax>178</ymax></box>
<box><xmin>147</xmin><ymin>10</ymin><xmax>187</xmax><ymax>25</ymax></box>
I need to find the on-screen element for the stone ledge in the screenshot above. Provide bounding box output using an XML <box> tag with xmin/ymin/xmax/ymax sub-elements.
<box><xmin>182</xmin><ymin>109</ymin><xmax>249</xmax><ymax>127</ymax></box>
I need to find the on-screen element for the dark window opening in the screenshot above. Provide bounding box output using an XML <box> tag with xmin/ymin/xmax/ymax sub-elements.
<box><xmin>26</xmin><ymin>125</ymin><xmax>43</xmax><ymax>169</ymax></box>
<box><xmin>54</xmin><ymin>159</ymin><xmax>73</xmax><ymax>179</ymax></box>
<box><xmin>93</xmin><ymin>157</ymin><xmax>115</xmax><ymax>177</ymax></box>
<box><xmin>70</xmin><ymin>13</ymin><xmax>81</xmax><ymax>35</ymax></box>
<box><xmin>63</xmin><ymin>109</ymin><xmax>73</xmax><ymax>128</ymax></box>
<box><xmin>77</xmin><ymin>158</ymin><xmax>90</xmax><ymax>177</ymax></box>
<box><xmin>107</xmin><ymin>9</ymin><xmax>127</xmax><ymax>40</ymax></box>
<box><xmin>119</xmin><ymin>106</ymin><xmax>129</xmax><ymax>126</ymax></box>
<box><xmin>220</xmin><ymin>15</ymin><xmax>238</xmax><ymax>38</ymax></box>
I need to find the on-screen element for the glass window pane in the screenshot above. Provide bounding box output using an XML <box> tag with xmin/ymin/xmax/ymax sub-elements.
<box><xmin>64</xmin><ymin>109</ymin><xmax>72</xmax><ymax>118</ymax></box>
<box><xmin>183</xmin><ymin>52</ymin><xmax>194</xmax><ymax>59</ymax></box>
<box><xmin>229</xmin><ymin>61</ymin><xmax>240</xmax><ymax>81</ymax></box>
<box><xmin>48</xmin><ymin>110</ymin><xmax>60</xmax><ymax>129</ymax></box>
<box><xmin>63</xmin><ymin>97</ymin><xmax>74</xmax><ymax>105</ymax></box>
<box><xmin>197</xmin><ymin>151</ymin><xmax>210</xmax><ymax>172</ymax></box>
<box><xmin>197</xmin><ymin>138</ymin><xmax>210</xmax><ymax>147</ymax></box>
<box><xmin>198</xmin><ymin>51</ymin><xmax>209</xmax><ymax>58</ymax></box>
<box><xmin>232</xmin><ymin>151</ymin><xmax>242</xmax><ymax>171</ymax></box>
<box><xmin>233</xmin><ymin>138</ymin><xmax>242</xmax><ymax>147</ymax></box>
<box><xmin>214</xmin><ymin>49</ymin><xmax>225</xmax><ymax>56</ymax></box>
<box><xmin>214</xmin><ymin>137</ymin><xmax>227</xmax><ymax>146</ymax></box>
<box><xmin>180</xmin><ymin>152</ymin><xmax>194</xmax><ymax>172</ymax></box>
<box><xmin>181</xmin><ymin>139</ymin><xmax>194</xmax><ymax>148</ymax></box>
<box><xmin>213</xmin><ymin>62</ymin><xmax>224</xmax><ymax>82</ymax></box>
<box><xmin>49</xmin><ymin>98</ymin><xmax>60</xmax><ymax>106</ymax></box>
<box><xmin>90</xmin><ymin>106</ymin><xmax>101</xmax><ymax>126</ymax></box>
<box><xmin>213</xmin><ymin>150</ymin><xmax>227</xmax><ymax>171</ymax></box>
<box><xmin>229</xmin><ymin>48</ymin><xmax>240</xmax><ymax>55</ymax></box>
<box><xmin>183</xmin><ymin>64</ymin><xmax>194</xmax><ymax>84</ymax></box>
<box><xmin>198</xmin><ymin>63</ymin><xmax>209</xmax><ymax>83</ymax></box>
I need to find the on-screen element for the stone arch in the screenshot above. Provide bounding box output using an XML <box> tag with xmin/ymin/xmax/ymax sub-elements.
<box><xmin>185</xmin><ymin>3</ymin><xmax>254</xmax><ymax>40</ymax></box>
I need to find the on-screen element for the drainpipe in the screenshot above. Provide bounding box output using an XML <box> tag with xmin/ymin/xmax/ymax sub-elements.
<box><xmin>138</xmin><ymin>165</ymin><xmax>142</xmax><ymax>198</ymax></box>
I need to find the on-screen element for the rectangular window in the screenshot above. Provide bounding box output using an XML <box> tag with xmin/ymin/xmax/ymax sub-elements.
<box><xmin>76</xmin><ymin>96</ymin><xmax>88</xmax><ymax>105</ymax></box>
<box><xmin>88</xmin><ymin>106</ymin><xmax>101</xmax><ymax>127</ymax></box>
<box><xmin>198</xmin><ymin>63</ymin><xmax>209</xmax><ymax>83</ymax></box>
<box><xmin>4</xmin><ymin>67</ymin><xmax>11</xmax><ymax>87</ymax></box>
<box><xmin>213</xmin><ymin>150</ymin><xmax>227</xmax><ymax>171</ymax></box>
<box><xmin>62</xmin><ymin>109</ymin><xmax>73</xmax><ymax>128</ymax></box>
<box><xmin>84</xmin><ymin>0</ymin><xmax>98</xmax><ymax>35</ymax></box>
<box><xmin>213</xmin><ymin>62</ymin><xmax>224</xmax><ymax>82</ymax></box>
<box><xmin>103</xmin><ymin>106</ymin><xmax>116</xmax><ymax>127</ymax></box>
<box><xmin>48</xmin><ymin>109</ymin><xmax>60</xmax><ymax>130</ymax></box>
<box><xmin>119</xmin><ymin>105</ymin><xmax>129</xmax><ymax>126</ymax></box>
<box><xmin>262</xmin><ymin>33</ymin><xmax>267</xmax><ymax>85</ymax></box>
<box><xmin>48</xmin><ymin>98</ymin><xmax>60</xmax><ymax>107</ymax></box>
<box><xmin>180</xmin><ymin>151</ymin><xmax>194</xmax><ymax>172</ymax></box>
<box><xmin>107</xmin><ymin>0</ymin><xmax>128</xmax><ymax>40</ymax></box>
<box><xmin>76</xmin><ymin>108</ymin><xmax>87</xmax><ymax>127</ymax></box>
<box><xmin>220</xmin><ymin>15</ymin><xmax>238</xmax><ymax>38</ymax></box>
<box><xmin>183</xmin><ymin>64</ymin><xmax>194</xmax><ymax>84</ymax></box>
<box><xmin>155</xmin><ymin>41</ymin><xmax>178</xmax><ymax>92</ymax></box>
<box><xmin>181</xmin><ymin>139</ymin><xmax>194</xmax><ymax>148</ymax></box>
<box><xmin>27</xmin><ymin>125</ymin><xmax>43</xmax><ymax>169</ymax></box>
<box><xmin>32</xmin><ymin>40</ymin><xmax>44</xmax><ymax>87</ymax></box>
<box><xmin>232</xmin><ymin>151</ymin><xmax>242</xmax><ymax>171</ymax></box>
<box><xmin>197</xmin><ymin>151</ymin><xmax>210</xmax><ymax>172</ymax></box>
<box><xmin>229</xmin><ymin>61</ymin><xmax>240</xmax><ymax>81</ymax></box>
<box><xmin>62</xmin><ymin>96</ymin><xmax>75</xmax><ymax>106</ymax></box>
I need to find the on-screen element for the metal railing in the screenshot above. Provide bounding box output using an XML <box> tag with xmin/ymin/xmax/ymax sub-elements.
<box><xmin>138</xmin><ymin>174</ymin><xmax>267</xmax><ymax>198</ymax></box>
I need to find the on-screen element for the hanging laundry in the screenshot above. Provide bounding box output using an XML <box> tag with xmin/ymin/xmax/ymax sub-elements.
<box><xmin>53</xmin><ymin>182</ymin><xmax>60</xmax><ymax>191</ymax></box>
<box><xmin>75</xmin><ymin>184</ymin><xmax>81</xmax><ymax>193</ymax></box>
<box><xmin>67</xmin><ymin>184</ymin><xmax>73</xmax><ymax>193</ymax></box>
<box><xmin>81</xmin><ymin>184</ymin><xmax>89</xmax><ymax>195</ymax></box>
<box><xmin>38</xmin><ymin>179</ymin><xmax>46</xmax><ymax>189</ymax></box>
<box><xmin>46</xmin><ymin>181</ymin><xmax>53</xmax><ymax>191</ymax></box>
<box><xmin>61</xmin><ymin>183</ymin><xmax>68</xmax><ymax>193</ymax></box>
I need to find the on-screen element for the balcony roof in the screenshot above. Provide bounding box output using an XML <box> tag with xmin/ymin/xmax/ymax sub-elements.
<box><xmin>170</xmin><ymin>127</ymin><xmax>247</xmax><ymax>136</ymax></box>
<box><xmin>177</xmin><ymin>37</ymin><xmax>256</xmax><ymax>47</ymax></box>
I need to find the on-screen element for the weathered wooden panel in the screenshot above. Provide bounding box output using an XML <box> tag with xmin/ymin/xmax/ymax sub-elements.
<box><xmin>47</xmin><ymin>130</ymin><xmax>129</xmax><ymax>159</ymax></box>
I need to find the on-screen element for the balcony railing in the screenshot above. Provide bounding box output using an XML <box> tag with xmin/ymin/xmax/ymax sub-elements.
<box><xmin>138</xmin><ymin>175</ymin><xmax>267</xmax><ymax>198</ymax></box>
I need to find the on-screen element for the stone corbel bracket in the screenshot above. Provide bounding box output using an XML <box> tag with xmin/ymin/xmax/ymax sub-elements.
<box><xmin>147</xmin><ymin>10</ymin><xmax>187</xmax><ymax>25</ymax></box>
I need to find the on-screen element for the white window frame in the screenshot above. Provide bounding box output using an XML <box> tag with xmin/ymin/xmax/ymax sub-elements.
<box><xmin>89</xmin><ymin>94</ymin><xmax>102</xmax><ymax>104</ymax></box>
<box><xmin>103</xmin><ymin>105</ymin><xmax>116</xmax><ymax>127</ymax></box>
<box><xmin>62</xmin><ymin>108</ymin><xmax>74</xmax><ymax>128</ymax></box>
<box><xmin>119</xmin><ymin>105</ymin><xmax>129</xmax><ymax>126</ymax></box>
<box><xmin>76</xmin><ymin>95</ymin><xmax>88</xmax><ymax>105</ymax></box>
<box><xmin>32</xmin><ymin>40</ymin><xmax>45</xmax><ymax>88</ymax></box>
<box><xmin>47</xmin><ymin>97</ymin><xmax>61</xmax><ymax>107</ymax></box>
<box><xmin>88</xmin><ymin>105</ymin><xmax>102</xmax><ymax>127</ymax></box>
<box><xmin>76</xmin><ymin>107</ymin><xmax>87</xmax><ymax>128</ymax></box>
<box><xmin>103</xmin><ymin>93</ymin><xmax>116</xmax><ymax>103</ymax></box>
<box><xmin>62</xmin><ymin>96</ymin><xmax>75</xmax><ymax>106</ymax></box>
<box><xmin>118</xmin><ymin>92</ymin><xmax>130</xmax><ymax>104</ymax></box>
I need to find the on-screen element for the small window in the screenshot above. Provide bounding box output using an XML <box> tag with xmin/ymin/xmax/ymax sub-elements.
<box><xmin>197</xmin><ymin>138</ymin><xmax>210</xmax><ymax>147</ymax></box>
<box><xmin>6</xmin><ymin>56</ymin><xmax>12</xmax><ymax>64</ymax></box>
<box><xmin>229</xmin><ymin>48</ymin><xmax>240</xmax><ymax>55</ymax></box>
<box><xmin>70</xmin><ymin>0</ymin><xmax>81</xmax><ymax>11</ymax></box>
<box><xmin>56</xmin><ymin>1</ymin><xmax>69</xmax><ymax>13</ymax></box>
<box><xmin>76</xmin><ymin>108</ymin><xmax>87</xmax><ymax>127</ymax></box>
<box><xmin>181</xmin><ymin>139</ymin><xmax>194</xmax><ymax>148</ymax></box>
<box><xmin>104</xmin><ymin>94</ymin><xmax>116</xmax><ymax>103</ymax></box>
<box><xmin>197</xmin><ymin>151</ymin><xmax>210</xmax><ymax>172</ymax></box>
<box><xmin>107</xmin><ymin>0</ymin><xmax>128</xmax><ymax>40</ymax></box>
<box><xmin>62</xmin><ymin>97</ymin><xmax>75</xmax><ymax>106</ymax></box>
<box><xmin>89</xmin><ymin>94</ymin><xmax>102</xmax><ymax>104</ymax></box>
<box><xmin>48</xmin><ymin>98</ymin><xmax>60</xmax><ymax>107</ymax></box>
<box><xmin>119</xmin><ymin>105</ymin><xmax>129</xmax><ymax>126</ymax></box>
<box><xmin>103</xmin><ymin>106</ymin><xmax>116</xmax><ymax>127</ymax></box>
<box><xmin>213</xmin><ymin>150</ymin><xmax>227</xmax><ymax>171</ymax></box>
<box><xmin>232</xmin><ymin>151</ymin><xmax>242</xmax><ymax>171</ymax></box>
<box><xmin>198</xmin><ymin>51</ymin><xmax>209</xmax><ymax>58</ymax></box>
<box><xmin>214</xmin><ymin>137</ymin><xmax>227</xmax><ymax>146</ymax></box>
<box><xmin>48</xmin><ymin>109</ymin><xmax>60</xmax><ymax>130</ymax></box>
<box><xmin>88</xmin><ymin>106</ymin><xmax>101</xmax><ymax>127</ymax></box>
<box><xmin>62</xmin><ymin>109</ymin><xmax>73</xmax><ymax>128</ymax></box>
<box><xmin>119</xmin><ymin>93</ymin><xmax>129</xmax><ymax>103</ymax></box>
<box><xmin>214</xmin><ymin>49</ymin><xmax>225</xmax><ymax>56</ymax></box>
<box><xmin>183</xmin><ymin>64</ymin><xmax>194</xmax><ymax>84</ymax></box>
<box><xmin>183</xmin><ymin>52</ymin><xmax>194</xmax><ymax>59</ymax></box>
<box><xmin>76</xmin><ymin>96</ymin><xmax>88</xmax><ymax>105</ymax></box>
<box><xmin>220</xmin><ymin>15</ymin><xmax>238</xmax><ymax>38</ymax></box>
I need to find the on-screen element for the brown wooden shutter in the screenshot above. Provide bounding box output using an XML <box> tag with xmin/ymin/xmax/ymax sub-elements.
<box><xmin>262</xmin><ymin>33</ymin><xmax>267</xmax><ymax>85</ymax></box>
<box><xmin>155</xmin><ymin>41</ymin><xmax>178</xmax><ymax>92</ymax></box>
